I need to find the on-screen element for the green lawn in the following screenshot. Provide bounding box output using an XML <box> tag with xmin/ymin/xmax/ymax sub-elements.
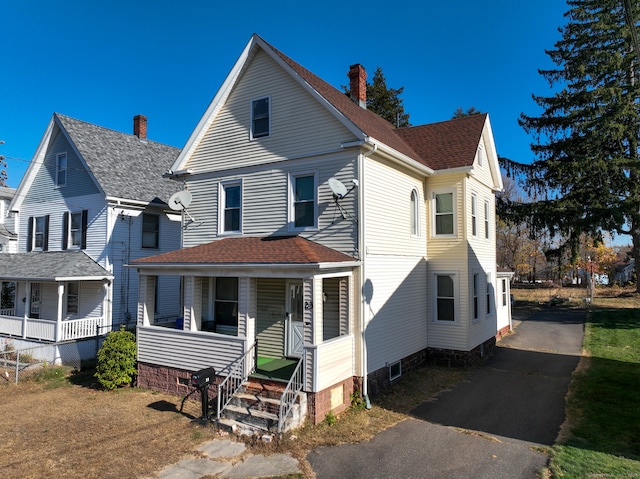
<box><xmin>548</xmin><ymin>306</ymin><xmax>640</xmax><ymax>478</ymax></box>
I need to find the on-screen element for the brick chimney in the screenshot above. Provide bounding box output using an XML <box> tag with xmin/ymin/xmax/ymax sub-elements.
<box><xmin>348</xmin><ymin>64</ymin><xmax>367</xmax><ymax>108</ymax></box>
<box><xmin>133</xmin><ymin>114</ymin><xmax>147</xmax><ymax>139</ymax></box>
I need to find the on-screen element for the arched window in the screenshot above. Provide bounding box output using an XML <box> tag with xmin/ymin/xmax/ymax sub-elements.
<box><xmin>410</xmin><ymin>189</ymin><xmax>419</xmax><ymax>236</ymax></box>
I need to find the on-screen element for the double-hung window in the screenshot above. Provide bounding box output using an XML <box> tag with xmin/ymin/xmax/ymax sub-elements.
<box><xmin>142</xmin><ymin>214</ymin><xmax>159</xmax><ymax>249</ymax></box>
<box><xmin>435</xmin><ymin>274</ymin><xmax>456</xmax><ymax>322</ymax></box>
<box><xmin>484</xmin><ymin>200</ymin><xmax>490</xmax><ymax>239</ymax></box>
<box><xmin>472</xmin><ymin>273</ymin><xmax>479</xmax><ymax>320</ymax></box>
<box><xmin>220</xmin><ymin>181</ymin><xmax>242</xmax><ymax>233</ymax></box>
<box><xmin>66</xmin><ymin>282</ymin><xmax>79</xmax><ymax>315</ymax></box>
<box><xmin>501</xmin><ymin>279</ymin><xmax>508</xmax><ymax>307</ymax></box>
<box><xmin>251</xmin><ymin>96</ymin><xmax>270</xmax><ymax>139</ymax></box>
<box><xmin>63</xmin><ymin>210</ymin><xmax>87</xmax><ymax>249</ymax></box>
<box><xmin>486</xmin><ymin>274</ymin><xmax>492</xmax><ymax>315</ymax></box>
<box><xmin>28</xmin><ymin>216</ymin><xmax>49</xmax><ymax>252</ymax></box>
<box><xmin>290</xmin><ymin>172</ymin><xmax>317</xmax><ymax>230</ymax></box>
<box><xmin>434</xmin><ymin>191</ymin><xmax>454</xmax><ymax>236</ymax></box>
<box><xmin>56</xmin><ymin>152</ymin><xmax>67</xmax><ymax>187</ymax></box>
<box><xmin>471</xmin><ymin>193</ymin><xmax>478</xmax><ymax>237</ymax></box>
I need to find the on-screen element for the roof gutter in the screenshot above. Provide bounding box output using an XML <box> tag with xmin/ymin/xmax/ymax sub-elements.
<box><xmin>342</xmin><ymin>138</ymin><xmax>435</xmax><ymax>177</ymax></box>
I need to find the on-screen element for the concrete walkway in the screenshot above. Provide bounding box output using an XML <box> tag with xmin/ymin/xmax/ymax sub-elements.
<box><xmin>308</xmin><ymin>307</ymin><xmax>585</xmax><ymax>478</ymax></box>
<box><xmin>148</xmin><ymin>437</ymin><xmax>300</xmax><ymax>479</ymax></box>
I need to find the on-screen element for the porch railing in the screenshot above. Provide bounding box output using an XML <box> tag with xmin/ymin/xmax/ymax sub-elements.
<box><xmin>216</xmin><ymin>341</ymin><xmax>257</xmax><ymax>424</ymax></box>
<box><xmin>0</xmin><ymin>314</ymin><xmax>104</xmax><ymax>342</ymax></box>
<box><xmin>278</xmin><ymin>358</ymin><xmax>304</xmax><ymax>433</ymax></box>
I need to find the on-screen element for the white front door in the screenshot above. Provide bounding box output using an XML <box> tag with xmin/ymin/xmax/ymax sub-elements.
<box><xmin>286</xmin><ymin>281</ymin><xmax>304</xmax><ymax>358</ymax></box>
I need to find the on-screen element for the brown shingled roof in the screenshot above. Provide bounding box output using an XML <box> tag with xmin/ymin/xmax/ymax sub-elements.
<box><xmin>265</xmin><ymin>38</ymin><xmax>487</xmax><ymax>171</ymax></box>
<box><xmin>395</xmin><ymin>114</ymin><xmax>487</xmax><ymax>170</ymax></box>
<box><xmin>133</xmin><ymin>236</ymin><xmax>357</xmax><ymax>265</ymax></box>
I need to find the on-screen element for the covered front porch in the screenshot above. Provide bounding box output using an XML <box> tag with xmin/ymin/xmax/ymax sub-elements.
<box><xmin>0</xmin><ymin>252</ymin><xmax>113</xmax><ymax>342</ymax></box>
<box><xmin>133</xmin><ymin>236</ymin><xmax>361</xmax><ymax>424</ymax></box>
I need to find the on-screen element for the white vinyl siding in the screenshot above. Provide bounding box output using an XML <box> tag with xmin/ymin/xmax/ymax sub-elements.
<box><xmin>186</xmin><ymin>49</ymin><xmax>357</xmax><ymax>173</ymax></box>
<box><xmin>364</xmin><ymin>158</ymin><xmax>425</xmax><ymax>256</ymax></box>
<box><xmin>364</xmin><ymin>256</ymin><xmax>428</xmax><ymax>373</ymax></box>
<box><xmin>182</xmin><ymin>153</ymin><xmax>358</xmax><ymax>256</ymax></box>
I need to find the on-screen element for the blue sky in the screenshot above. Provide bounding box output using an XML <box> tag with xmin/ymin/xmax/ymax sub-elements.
<box><xmin>0</xmin><ymin>0</ymin><xmax>567</xmax><ymax>188</ymax></box>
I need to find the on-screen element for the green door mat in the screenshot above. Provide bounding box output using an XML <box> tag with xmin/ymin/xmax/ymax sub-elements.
<box><xmin>254</xmin><ymin>357</ymin><xmax>299</xmax><ymax>381</ymax></box>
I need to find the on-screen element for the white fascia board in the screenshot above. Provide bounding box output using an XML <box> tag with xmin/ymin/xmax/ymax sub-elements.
<box><xmin>9</xmin><ymin>117</ymin><xmax>55</xmax><ymax>212</ymax></box>
<box><xmin>55</xmin><ymin>275</ymin><xmax>113</xmax><ymax>282</ymax></box>
<box><xmin>171</xmin><ymin>36</ymin><xmax>259</xmax><ymax>173</ymax></box>
<box><xmin>106</xmin><ymin>196</ymin><xmax>153</xmax><ymax>209</ymax></box>
<box><xmin>129</xmin><ymin>261</ymin><xmax>361</xmax><ymax>277</ymax></box>
<box><xmin>431</xmin><ymin>165</ymin><xmax>475</xmax><ymax>176</ymax></box>
<box><xmin>359</xmin><ymin>138</ymin><xmax>434</xmax><ymax>176</ymax></box>
<box><xmin>482</xmin><ymin>115</ymin><xmax>504</xmax><ymax>191</ymax></box>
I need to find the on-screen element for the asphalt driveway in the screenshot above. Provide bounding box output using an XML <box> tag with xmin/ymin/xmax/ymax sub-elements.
<box><xmin>308</xmin><ymin>308</ymin><xmax>585</xmax><ymax>479</ymax></box>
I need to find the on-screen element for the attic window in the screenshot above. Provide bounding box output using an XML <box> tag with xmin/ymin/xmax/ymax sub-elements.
<box><xmin>56</xmin><ymin>152</ymin><xmax>67</xmax><ymax>187</ymax></box>
<box><xmin>477</xmin><ymin>145</ymin><xmax>484</xmax><ymax>166</ymax></box>
<box><xmin>251</xmin><ymin>96</ymin><xmax>270</xmax><ymax>139</ymax></box>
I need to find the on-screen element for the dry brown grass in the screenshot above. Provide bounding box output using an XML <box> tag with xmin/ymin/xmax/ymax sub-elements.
<box><xmin>0</xmin><ymin>364</ymin><xmax>467</xmax><ymax>479</ymax></box>
<box><xmin>512</xmin><ymin>283</ymin><xmax>640</xmax><ymax>310</ymax></box>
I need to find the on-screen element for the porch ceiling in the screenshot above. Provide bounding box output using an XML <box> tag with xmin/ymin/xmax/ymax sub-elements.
<box><xmin>132</xmin><ymin>236</ymin><xmax>359</xmax><ymax>270</ymax></box>
<box><xmin>0</xmin><ymin>251</ymin><xmax>113</xmax><ymax>281</ymax></box>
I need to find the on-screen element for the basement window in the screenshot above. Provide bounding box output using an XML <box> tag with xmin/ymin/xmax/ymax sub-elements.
<box><xmin>389</xmin><ymin>361</ymin><xmax>402</xmax><ymax>382</ymax></box>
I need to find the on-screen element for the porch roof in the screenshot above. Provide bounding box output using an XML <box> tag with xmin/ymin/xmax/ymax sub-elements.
<box><xmin>132</xmin><ymin>236</ymin><xmax>359</xmax><ymax>269</ymax></box>
<box><xmin>0</xmin><ymin>251</ymin><xmax>113</xmax><ymax>281</ymax></box>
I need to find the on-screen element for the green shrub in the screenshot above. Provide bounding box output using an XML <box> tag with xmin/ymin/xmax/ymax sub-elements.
<box><xmin>95</xmin><ymin>326</ymin><xmax>137</xmax><ymax>390</ymax></box>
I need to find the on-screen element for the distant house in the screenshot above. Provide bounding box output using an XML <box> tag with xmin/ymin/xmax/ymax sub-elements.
<box><xmin>0</xmin><ymin>114</ymin><xmax>182</xmax><ymax>362</ymax></box>
<box><xmin>0</xmin><ymin>187</ymin><xmax>17</xmax><ymax>253</ymax></box>
<box><xmin>132</xmin><ymin>35</ymin><xmax>508</xmax><ymax>429</ymax></box>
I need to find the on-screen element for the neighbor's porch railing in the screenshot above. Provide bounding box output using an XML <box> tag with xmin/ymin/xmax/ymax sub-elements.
<box><xmin>216</xmin><ymin>341</ymin><xmax>258</xmax><ymax>424</ymax></box>
<box><xmin>0</xmin><ymin>313</ymin><xmax>105</xmax><ymax>342</ymax></box>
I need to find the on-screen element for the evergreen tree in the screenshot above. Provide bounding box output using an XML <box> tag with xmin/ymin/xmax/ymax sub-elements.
<box><xmin>452</xmin><ymin>106</ymin><xmax>483</xmax><ymax>118</ymax></box>
<box><xmin>501</xmin><ymin>0</ymin><xmax>640</xmax><ymax>290</ymax></box>
<box><xmin>366</xmin><ymin>67</ymin><xmax>411</xmax><ymax>127</ymax></box>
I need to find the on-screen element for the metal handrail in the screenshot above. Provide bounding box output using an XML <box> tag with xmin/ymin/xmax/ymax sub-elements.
<box><xmin>277</xmin><ymin>358</ymin><xmax>304</xmax><ymax>433</ymax></box>
<box><xmin>216</xmin><ymin>341</ymin><xmax>257</xmax><ymax>423</ymax></box>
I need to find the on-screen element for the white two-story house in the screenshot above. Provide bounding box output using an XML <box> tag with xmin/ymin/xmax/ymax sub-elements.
<box><xmin>0</xmin><ymin>114</ymin><xmax>182</xmax><ymax>361</ymax></box>
<box><xmin>132</xmin><ymin>35</ymin><xmax>507</xmax><ymax>428</ymax></box>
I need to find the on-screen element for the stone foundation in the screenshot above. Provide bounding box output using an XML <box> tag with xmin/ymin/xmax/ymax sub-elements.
<box><xmin>366</xmin><ymin>349</ymin><xmax>428</xmax><ymax>397</ymax></box>
<box><xmin>427</xmin><ymin>337</ymin><xmax>496</xmax><ymax>367</ymax></box>
<box><xmin>137</xmin><ymin>362</ymin><xmax>219</xmax><ymax>403</ymax></box>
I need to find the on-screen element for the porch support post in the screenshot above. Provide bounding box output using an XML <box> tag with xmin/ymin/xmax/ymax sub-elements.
<box><xmin>103</xmin><ymin>280</ymin><xmax>111</xmax><ymax>334</ymax></box>
<box><xmin>56</xmin><ymin>282</ymin><xmax>64</xmax><ymax>342</ymax></box>
<box><xmin>22</xmin><ymin>281</ymin><xmax>31</xmax><ymax>339</ymax></box>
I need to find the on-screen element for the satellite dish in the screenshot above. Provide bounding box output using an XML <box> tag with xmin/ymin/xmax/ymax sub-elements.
<box><xmin>168</xmin><ymin>190</ymin><xmax>192</xmax><ymax>210</ymax></box>
<box><xmin>328</xmin><ymin>178</ymin><xmax>348</xmax><ymax>199</ymax></box>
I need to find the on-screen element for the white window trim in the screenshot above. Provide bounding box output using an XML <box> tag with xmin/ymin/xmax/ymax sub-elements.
<box><xmin>431</xmin><ymin>188</ymin><xmax>457</xmax><ymax>237</ymax></box>
<box><xmin>486</xmin><ymin>273</ymin><xmax>493</xmax><ymax>318</ymax></box>
<box><xmin>67</xmin><ymin>211</ymin><xmax>83</xmax><ymax>249</ymax></box>
<box><xmin>250</xmin><ymin>95</ymin><xmax>271</xmax><ymax>140</ymax></box>
<box><xmin>288</xmin><ymin>171</ymin><xmax>318</xmax><ymax>232</ymax></box>
<box><xmin>484</xmin><ymin>199</ymin><xmax>490</xmax><ymax>240</ymax></box>
<box><xmin>65</xmin><ymin>282</ymin><xmax>79</xmax><ymax>316</ymax></box>
<box><xmin>32</xmin><ymin>216</ymin><xmax>46</xmax><ymax>252</ymax></box>
<box><xmin>472</xmin><ymin>272</ymin><xmax>480</xmax><ymax>322</ymax></box>
<box><xmin>477</xmin><ymin>145</ymin><xmax>484</xmax><ymax>167</ymax></box>
<box><xmin>471</xmin><ymin>192</ymin><xmax>478</xmax><ymax>237</ymax></box>
<box><xmin>56</xmin><ymin>152</ymin><xmax>67</xmax><ymax>188</ymax></box>
<box><xmin>433</xmin><ymin>271</ymin><xmax>459</xmax><ymax>323</ymax></box>
<box><xmin>218</xmin><ymin>180</ymin><xmax>243</xmax><ymax>235</ymax></box>
<box><xmin>410</xmin><ymin>189</ymin><xmax>420</xmax><ymax>237</ymax></box>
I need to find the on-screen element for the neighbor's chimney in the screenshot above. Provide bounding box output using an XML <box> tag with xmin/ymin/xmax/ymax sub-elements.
<box><xmin>348</xmin><ymin>64</ymin><xmax>367</xmax><ymax>108</ymax></box>
<box><xmin>133</xmin><ymin>114</ymin><xmax>147</xmax><ymax>139</ymax></box>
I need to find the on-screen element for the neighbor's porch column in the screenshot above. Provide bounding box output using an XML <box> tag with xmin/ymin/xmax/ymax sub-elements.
<box><xmin>22</xmin><ymin>281</ymin><xmax>31</xmax><ymax>338</ymax></box>
<box><xmin>56</xmin><ymin>282</ymin><xmax>64</xmax><ymax>341</ymax></box>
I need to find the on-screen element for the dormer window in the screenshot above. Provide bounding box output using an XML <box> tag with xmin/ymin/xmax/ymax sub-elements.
<box><xmin>56</xmin><ymin>152</ymin><xmax>67</xmax><ymax>187</ymax></box>
<box><xmin>251</xmin><ymin>96</ymin><xmax>270</xmax><ymax>139</ymax></box>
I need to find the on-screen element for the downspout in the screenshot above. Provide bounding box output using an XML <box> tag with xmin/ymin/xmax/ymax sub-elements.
<box><xmin>360</xmin><ymin>142</ymin><xmax>377</xmax><ymax>409</ymax></box>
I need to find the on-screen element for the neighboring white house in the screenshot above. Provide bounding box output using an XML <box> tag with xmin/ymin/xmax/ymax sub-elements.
<box><xmin>0</xmin><ymin>186</ymin><xmax>17</xmax><ymax>253</ymax></box>
<box><xmin>0</xmin><ymin>114</ymin><xmax>183</xmax><ymax>361</ymax></box>
<box><xmin>132</xmin><ymin>34</ymin><xmax>508</xmax><ymax>426</ymax></box>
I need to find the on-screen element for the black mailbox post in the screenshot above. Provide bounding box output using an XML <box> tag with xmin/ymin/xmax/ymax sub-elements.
<box><xmin>191</xmin><ymin>367</ymin><xmax>216</xmax><ymax>421</ymax></box>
